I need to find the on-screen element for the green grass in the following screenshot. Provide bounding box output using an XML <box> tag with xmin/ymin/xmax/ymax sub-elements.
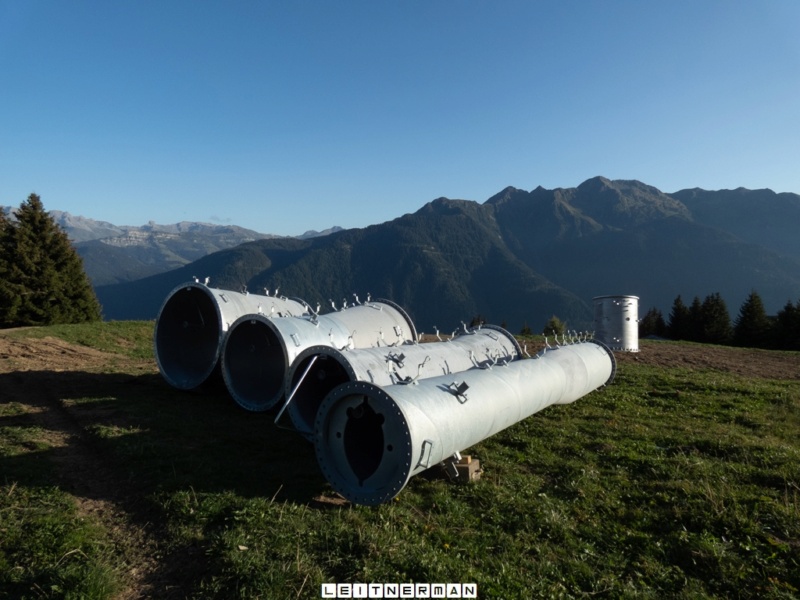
<box><xmin>0</xmin><ymin>396</ymin><xmax>120</xmax><ymax>599</ymax></box>
<box><xmin>1</xmin><ymin>324</ymin><xmax>799</xmax><ymax>598</ymax></box>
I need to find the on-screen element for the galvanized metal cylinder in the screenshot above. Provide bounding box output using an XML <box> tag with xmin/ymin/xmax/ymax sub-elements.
<box><xmin>314</xmin><ymin>340</ymin><xmax>616</xmax><ymax>505</ymax></box>
<box><xmin>154</xmin><ymin>282</ymin><xmax>308</xmax><ymax>390</ymax></box>
<box><xmin>285</xmin><ymin>324</ymin><xmax>522</xmax><ymax>437</ymax></box>
<box><xmin>592</xmin><ymin>295</ymin><xmax>640</xmax><ymax>352</ymax></box>
<box><xmin>221</xmin><ymin>299</ymin><xmax>418</xmax><ymax>412</ymax></box>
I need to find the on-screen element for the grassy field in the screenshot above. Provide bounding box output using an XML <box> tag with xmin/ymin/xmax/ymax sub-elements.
<box><xmin>1</xmin><ymin>322</ymin><xmax>798</xmax><ymax>599</ymax></box>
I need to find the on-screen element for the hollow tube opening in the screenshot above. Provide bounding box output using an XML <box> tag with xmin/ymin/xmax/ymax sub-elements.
<box><xmin>343</xmin><ymin>397</ymin><xmax>385</xmax><ymax>486</ymax></box>
<box><xmin>224</xmin><ymin>319</ymin><xmax>287</xmax><ymax>411</ymax></box>
<box><xmin>155</xmin><ymin>287</ymin><xmax>221</xmax><ymax>389</ymax></box>
<box><xmin>289</xmin><ymin>355</ymin><xmax>352</xmax><ymax>434</ymax></box>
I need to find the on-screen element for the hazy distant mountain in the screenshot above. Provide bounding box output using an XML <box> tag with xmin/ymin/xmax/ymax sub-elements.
<box><xmin>1</xmin><ymin>206</ymin><xmax>285</xmax><ymax>285</ymax></box>
<box><xmin>297</xmin><ymin>226</ymin><xmax>344</xmax><ymax>239</ymax></box>
<box><xmin>93</xmin><ymin>176</ymin><xmax>800</xmax><ymax>331</ymax></box>
<box><xmin>72</xmin><ymin>222</ymin><xmax>281</xmax><ymax>286</ymax></box>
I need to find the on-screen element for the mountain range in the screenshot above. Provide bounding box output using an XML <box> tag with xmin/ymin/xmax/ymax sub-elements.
<box><xmin>58</xmin><ymin>176</ymin><xmax>799</xmax><ymax>333</ymax></box>
<box><xmin>0</xmin><ymin>209</ymin><xmax>345</xmax><ymax>286</ymax></box>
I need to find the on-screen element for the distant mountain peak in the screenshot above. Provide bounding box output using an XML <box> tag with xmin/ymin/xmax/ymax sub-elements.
<box><xmin>297</xmin><ymin>226</ymin><xmax>344</xmax><ymax>240</ymax></box>
<box><xmin>485</xmin><ymin>186</ymin><xmax>528</xmax><ymax>206</ymax></box>
<box><xmin>577</xmin><ymin>175</ymin><xmax>613</xmax><ymax>190</ymax></box>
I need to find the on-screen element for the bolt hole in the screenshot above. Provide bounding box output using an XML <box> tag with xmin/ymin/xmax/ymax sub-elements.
<box><xmin>387</xmin><ymin>444</ymin><xmax>393</xmax><ymax>452</ymax></box>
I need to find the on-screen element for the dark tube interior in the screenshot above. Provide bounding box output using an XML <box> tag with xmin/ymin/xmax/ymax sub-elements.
<box><xmin>343</xmin><ymin>397</ymin><xmax>385</xmax><ymax>486</ymax></box>
<box><xmin>223</xmin><ymin>319</ymin><xmax>287</xmax><ymax>411</ymax></box>
<box><xmin>290</xmin><ymin>355</ymin><xmax>352</xmax><ymax>433</ymax></box>
<box><xmin>155</xmin><ymin>287</ymin><xmax>220</xmax><ymax>390</ymax></box>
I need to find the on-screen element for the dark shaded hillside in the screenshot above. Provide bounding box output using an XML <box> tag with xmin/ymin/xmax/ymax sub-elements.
<box><xmin>247</xmin><ymin>199</ymin><xmax>591</xmax><ymax>331</ymax></box>
<box><xmin>670</xmin><ymin>187</ymin><xmax>800</xmax><ymax>260</ymax></box>
<box><xmin>97</xmin><ymin>203</ymin><xmax>591</xmax><ymax>331</ymax></box>
<box><xmin>78</xmin><ymin>240</ymin><xmax>168</xmax><ymax>285</ymax></box>
<box><xmin>95</xmin><ymin>238</ymin><xmax>310</xmax><ymax>320</ymax></box>
<box><xmin>489</xmin><ymin>177</ymin><xmax>800</xmax><ymax>314</ymax></box>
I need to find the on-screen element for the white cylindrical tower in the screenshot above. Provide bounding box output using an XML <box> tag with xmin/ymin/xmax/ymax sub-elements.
<box><xmin>592</xmin><ymin>295</ymin><xmax>639</xmax><ymax>352</ymax></box>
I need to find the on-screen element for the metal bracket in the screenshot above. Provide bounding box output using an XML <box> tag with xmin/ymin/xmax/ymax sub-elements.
<box><xmin>416</xmin><ymin>439</ymin><xmax>434</xmax><ymax>469</ymax></box>
<box><xmin>386</xmin><ymin>352</ymin><xmax>406</xmax><ymax>368</ymax></box>
<box><xmin>395</xmin><ymin>355</ymin><xmax>430</xmax><ymax>385</ymax></box>
<box><xmin>273</xmin><ymin>355</ymin><xmax>318</xmax><ymax>434</ymax></box>
<box><xmin>447</xmin><ymin>381</ymin><xmax>469</xmax><ymax>403</ymax></box>
<box><xmin>442</xmin><ymin>451</ymin><xmax>462</xmax><ymax>479</ymax></box>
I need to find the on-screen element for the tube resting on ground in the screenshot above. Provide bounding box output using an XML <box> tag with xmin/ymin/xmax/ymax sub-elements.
<box><xmin>154</xmin><ymin>282</ymin><xmax>308</xmax><ymax>390</ymax></box>
<box><xmin>314</xmin><ymin>340</ymin><xmax>616</xmax><ymax>506</ymax></box>
<box><xmin>285</xmin><ymin>324</ymin><xmax>522</xmax><ymax>438</ymax></box>
<box><xmin>221</xmin><ymin>299</ymin><xmax>417</xmax><ymax>412</ymax></box>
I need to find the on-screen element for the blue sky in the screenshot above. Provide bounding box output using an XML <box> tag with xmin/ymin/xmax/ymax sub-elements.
<box><xmin>2</xmin><ymin>1</ymin><xmax>799</xmax><ymax>236</ymax></box>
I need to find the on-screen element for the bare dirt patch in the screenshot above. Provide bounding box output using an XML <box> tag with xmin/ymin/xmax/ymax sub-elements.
<box><xmin>0</xmin><ymin>335</ymin><xmax>118</xmax><ymax>372</ymax></box>
<box><xmin>614</xmin><ymin>340</ymin><xmax>800</xmax><ymax>380</ymax></box>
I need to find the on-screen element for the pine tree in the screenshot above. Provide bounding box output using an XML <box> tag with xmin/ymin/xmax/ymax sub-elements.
<box><xmin>469</xmin><ymin>315</ymin><xmax>485</xmax><ymax>328</ymax></box>
<box><xmin>542</xmin><ymin>315</ymin><xmax>566</xmax><ymax>337</ymax></box>
<box><xmin>639</xmin><ymin>307</ymin><xmax>666</xmax><ymax>338</ymax></box>
<box><xmin>0</xmin><ymin>194</ymin><xmax>101</xmax><ymax>327</ymax></box>
<box><xmin>774</xmin><ymin>299</ymin><xmax>800</xmax><ymax>350</ymax></box>
<box><xmin>0</xmin><ymin>208</ymin><xmax>23</xmax><ymax>324</ymax></box>
<box><xmin>700</xmin><ymin>292</ymin><xmax>732</xmax><ymax>345</ymax></box>
<box><xmin>733</xmin><ymin>290</ymin><xmax>772</xmax><ymax>348</ymax></box>
<box><xmin>667</xmin><ymin>295</ymin><xmax>692</xmax><ymax>340</ymax></box>
<box><xmin>689</xmin><ymin>296</ymin><xmax>704</xmax><ymax>342</ymax></box>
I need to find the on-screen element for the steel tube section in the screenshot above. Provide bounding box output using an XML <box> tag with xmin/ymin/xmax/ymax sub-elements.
<box><xmin>222</xmin><ymin>299</ymin><xmax>418</xmax><ymax>412</ymax></box>
<box><xmin>285</xmin><ymin>324</ymin><xmax>522</xmax><ymax>438</ymax></box>
<box><xmin>593</xmin><ymin>295</ymin><xmax>640</xmax><ymax>352</ymax></box>
<box><xmin>314</xmin><ymin>340</ymin><xmax>615</xmax><ymax>506</ymax></box>
<box><xmin>154</xmin><ymin>282</ymin><xmax>308</xmax><ymax>390</ymax></box>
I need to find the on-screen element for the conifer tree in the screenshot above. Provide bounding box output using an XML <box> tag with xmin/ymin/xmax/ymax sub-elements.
<box><xmin>733</xmin><ymin>290</ymin><xmax>772</xmax><ymax>348</ymax></box>
<box><xmin>0</xmin><ymin>194</ymin><xmax>101</xmax><ymax>327</ymax></box>
<box><xmin>0</xmin><ymin>208</ymin><xmax>20</xmax><ymax>323</ymax></box>
<box><xmin>542</xmin><ymin>315</ymin><xmax>566</xmax><ymax>337</ymax></box>
<box><xmin>639</xmin><ymin>307</ymin><xmax>666</xmax><ymax>338</ymax></box>
<box><xmin>688</xmin><ymin>296</ymin><xmax>704</xmax><ymax>342</ymax></box>
<box><xmin>774</xmin><ymin>299</ymin><xmax>800</xmax><ymax>350</ymax></box>
<box><xmin>700</xmin><ymin>292</ymin><xmax>732</xmax><ymax>345</ymax></box>
<box><xmin>667</xmin><ymin>295</ymin><xmax>692</xmax><ymax>340</ymax></box>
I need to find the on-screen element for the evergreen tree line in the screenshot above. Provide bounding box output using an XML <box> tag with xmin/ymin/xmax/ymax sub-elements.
<box><xmin>639</xmin><ymin>291</ymin><xmax>800</xmax><ymax>350</ymax></box>
<box><xmin>0</xmin><ymin>194</ymin><xmax>101</xmax><ymax>328</ymax></box>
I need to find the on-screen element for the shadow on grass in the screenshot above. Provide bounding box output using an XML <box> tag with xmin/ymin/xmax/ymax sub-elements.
<box><xmin>1</xmin><ymin>369</ymin><xmax>329</xmax><ymax>597</ymax></box>
<box><xmin>1</xmin><ymin>369</ymin><xmax>326</xmax><ymax>500</ymax></box>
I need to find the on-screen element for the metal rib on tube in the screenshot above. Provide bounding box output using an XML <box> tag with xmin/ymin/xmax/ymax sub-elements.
<box><xmin>221</xmin><ymin>299</ymin><xmax>418</xmax><ymax>412</ymax></box>
<box><xmin>314</xmin><ymin>340</ymin><xmax>616</xmax><ymax>506</ymax></box>
<box><xmin>284</xmin><ymin>324</ymin><xmax>522</xmax><ymax>438</ymax></box>
<box><xmin>154</xmin><ymin>282</ymin><xmax>308</xmax><ymax>390</ymax></box>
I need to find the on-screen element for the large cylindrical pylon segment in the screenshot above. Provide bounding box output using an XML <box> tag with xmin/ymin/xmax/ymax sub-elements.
<box><xmin>314</xmin><ymin>340</ymin><xmax>615</xmax><ymax>506</ymax></box>
<box><xmin>222</xmin><ymin>299</ymin><xmax>418</xmax><ymax>412</ymax></box>
<box><xmin>285</xmin><ymin>324</ymin><xmax>522</xmax><ymax>438</ymax></box>
<box><xmin>154</xmin><ymin>282</ymin><xmax>308</xmax><ymax>390</ymax></box>
<box><xmin>593</xmin><ymin>295</ymin><xmax>640</xmax><ymax>352</ymax></box>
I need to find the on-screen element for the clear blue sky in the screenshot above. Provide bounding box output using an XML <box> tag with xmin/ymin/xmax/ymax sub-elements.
<box><xmin>2</xmin><ymin>1</ymin><xmax>799</xmax><ymax>236</ymax></box>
